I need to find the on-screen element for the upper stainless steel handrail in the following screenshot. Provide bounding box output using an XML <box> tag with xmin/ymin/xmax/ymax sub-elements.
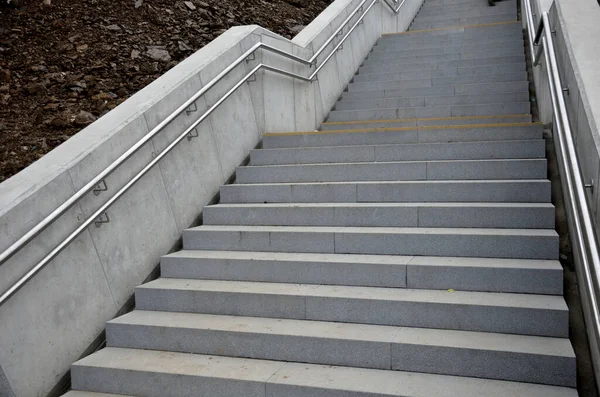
<box><xmin>523</xmin><ymin>0</ymin><xmax>600</xmax><ymax>389</ymax></box>
<box><xmin>0</xmin><ymin>0</ymin><xmax>407</xmax><ymax>305</ymax></box>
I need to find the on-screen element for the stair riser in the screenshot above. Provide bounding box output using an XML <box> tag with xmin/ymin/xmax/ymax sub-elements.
<box><xmin>161</xmin><ymin>255</ymin><xmax>563</xmax><ymax>294</ymax></box>
<box><xmin>419</xmin><ymin>0</ymin><xmax>516</xmax><ymax>7</ymax></box>
<box><xmin>203</xmin><ymin>205</ymin><xmax>554</xmax><ymax>229</ymax></box>
<box><xmin>320</xmin><ymin>117</ymin><xmax>532</xmax><ymax>129</ymax></box>
<box><xmin>348</xmin><ymin>72</ymin><xmax>527</xmax><ymax>91</ymax></box>
<box><xmin>336</xmin><ymin>92</ymin><xmax>529</xmax><ymax>110</ymax></box>
<box><xmin>375</xmin><ymin>34</ymin><xmax>523</xmax><ymax>50</ymax></box>
<box><xmin>162</xmin><ymin>255</ymin><xmax>409</xmax><ymax>288</ymax></box>
<box><xmin>135</xmin><ymin>288</ymin><xmax>567</xmax><ymax>336</ymax></box>
<box><xmin>368</xmin><ymin>43</ymin><xmax>523</xmax><ymax>58</ymax></box>
<box><xmin>265</xmin><ymin>126</ymin><xmax>542</xmax><ymax>148</ymax></box>
<box><xmin>392</xmin><ymin>345</ymin><xmax>575</xmax><ymax>387</ymax></box>
<box><xmin>408</xmin><ymin>263</ymin><xmax>562</xmax><ymax>294</ymax></box>
<box><xmin>327</xmin><ymin>102</ymin><xmax>530</xmax><ymax>121</ymax></box>
<box><xmin>183</xmin><ymin>229</ymin><xmax>558</xmax><ymax>259</ymax></box>
<box><xmin>106</xmin><ymin>323</ymin><xmax>391</xmax><ymax>370</ymax></box>
<box><xmin>377</xmin><ymin>29</ymin><xmax>521</xmax><ymax>46</ymax></box>
<box><xmin>362</xmin><ymin>49</ymin><xmax>525</xmax><ymax>66</ymax></box>
<box><xmin>219</xmin><ymin>181</ymin><xmax>551</xmax><ymax>204</ymax></box>
<box><xmin>106</xmin><ymin>323</ymin><xmax>575</xmax><ymax>386</ymax></box>
<box><xmin>415</xmin><ymin>6</ymin><xmax>518</xmax><ymax>19</ymax></box>
<box><xmin>355</xmin><ymin>63</ymin><xmax>525</xmax><ymax>81</ymax></box>
<box><xmin>410</xmin><ymin>15</ymin><xmax>517</xmax><ymax>30</ymax></box>
<box><xmin>360</xmin><ymin>55</ymin><xmax>525</xmax><ymax>70</ymax></box>
<box><xmin>341</xmin><ymin>83</ymin><xmax>527</xmax><ymax>101</ymax></box>
<box><xmin>252</xmin><ymin>140</ymin><xmax>545</xmax><ymax>165</ymax></box>
<box><xmin>235</xmin><ymin>160</ymin><xmax>546</xmax><ymax>183</ymax></box>
<box><xmin>71</xmin><ymin>366</ymin><xmax>266</xmax><ymax>397</ymax></box>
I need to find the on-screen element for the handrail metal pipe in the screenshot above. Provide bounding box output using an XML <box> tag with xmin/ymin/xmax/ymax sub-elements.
<box><xmin>0</xmin><ymin>1</ymin><xmax>362</xmax><ymax>268</ymax></box>
<box><xmin>542</xmin><ymin>11</ymin><xmax>600</xmax><ymax>285</ymax></box>
<box><xmin>383</xmin><ymin>0</ymin><xmax>406</xmax><ymax>13</ymax></box>
<box><xmin>310</xmin><ymin>0</ymin><xmax>380</xmax><ymax>78</ymax></box>
<box><xmin>0</xmin><ymin>0</ymin><xmax>395</xmax><ymax>305</ymax></box>
<box><xmin>0</xmin><ymin>61</ymin><xmax>262</xmax><ymax>305</ymax></box>
<box><xmin>310</xmin><ymin>0</ymin><xmax>371</xmax><ymax>63</ymax></box>
<box><xmin>522</xmin><ymin>0</ymin><xmax>537</xmax><ymax>61</ymax></box>
<box><xmin>536</xmin><ymin>10</ymin><xmax>600</xmax><ymax>386</ymax></box>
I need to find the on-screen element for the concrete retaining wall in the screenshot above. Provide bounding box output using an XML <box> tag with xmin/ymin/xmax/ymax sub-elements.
<box><xmin>0</xmin><ymin>0</ymin><xmax>424</xmax><ymax>396</ymax></box>
<box><xmin>527</xmin><ymin>0</ymin><xmax>600</xmax><ymax>234</ymax></box>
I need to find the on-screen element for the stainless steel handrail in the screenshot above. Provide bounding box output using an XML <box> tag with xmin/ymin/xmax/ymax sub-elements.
<box><xmin>523</xmin><ymin>1</ymin><xmax>600</xmax><ymax>389</ymax></box>
<box><xmin>0</xmin><ymin>0</ymin><xmax>407</xmax><ymax>305</ymax></box>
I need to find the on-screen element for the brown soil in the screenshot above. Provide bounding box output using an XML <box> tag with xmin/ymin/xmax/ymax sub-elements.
<box><xmin>0</xmin><ymin>0</ymin><xmax>333</xmax><ymax>182</ymax></box>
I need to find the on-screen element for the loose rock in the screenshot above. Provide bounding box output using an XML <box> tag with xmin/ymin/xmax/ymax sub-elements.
<box><xmin>146</xmin><ymin>47</ymin><xmax>171</xmax><ymax>62</ymax></box>
<box><xmin>74</xmin><ymin>110</ymin><xmax>97</xmax><ymax>126</ymax></box>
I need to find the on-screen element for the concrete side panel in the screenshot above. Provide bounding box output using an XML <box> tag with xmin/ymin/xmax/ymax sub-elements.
<box><xmin>145</xmin><ymin>74</ymin><xmax>224</xmax><ymax>231</ymax></box>
<box><xmin>199</xmin><ymin>30</ymin><xmax>261</xmax><ymax>177</ymax></box>
<box><xmin>261</xmin><ymin>34</ymin><xmax>297</xmax><ymax>133</ymax></box>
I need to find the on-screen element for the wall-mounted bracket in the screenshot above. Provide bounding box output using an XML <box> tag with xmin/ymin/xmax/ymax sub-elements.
<box><xmin>94</xmin><ymin>213</ymin><xmax>110</xmax><ymax>227</ymax></box>
<box><xmin>185</xmin><ymin>102</ymin><xmax>198</xmax><ymax>115</ymax></box>
<box><xmin>246</xmin><ymin>53</ymin><xmax>256</xmax><ymax>63</ymax></box>
<box><xmin>187</xmin><ymin>128</ymin><xmax>199</xmax><ymax>141</ymax></box>
<box><xmin>93</xmin><ymin>180</ymin><xmax>108</xmax><ymax>196</ymax></box>
<box><xmin>247</xmin><ymin>74</ymin><xmax>257</xmax><ymax>83</ymax></box>
<box><xmin>586</xmin><ymin>180</ymin><xmax>595</xmax><ymax>195</ymax></box>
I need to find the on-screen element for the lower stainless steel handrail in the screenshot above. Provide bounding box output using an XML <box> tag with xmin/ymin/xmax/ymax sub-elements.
<box><xmin>0</xmin><ymin>0</ymin><xmax>407</xmax><ymax>306</ymax></box>
<box><xmin>523</xmin><ymin>0</ymin><xmax>600</xmax><ymax>390</ymax></box>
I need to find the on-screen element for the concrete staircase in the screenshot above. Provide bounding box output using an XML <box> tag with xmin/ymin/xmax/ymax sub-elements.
<box><xmin>64</xmin><ymin>0</ymin><xmax>579</xmax><ymax>396</ymax></box>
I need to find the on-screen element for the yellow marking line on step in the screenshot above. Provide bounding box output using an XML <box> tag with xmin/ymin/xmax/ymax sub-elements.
<box><xmin>382</xmin><ymin>20</ymin><xmax>521</xmax><ymax>36</ymax></box>
<box><xmin>323</xmin><ymin>114</ymin><xmax>532</xmax><ymax>126</ymax></box>
<box><xmin>264</xmin><ymin>122</ymin><xmax>543</xmax><ymax>136</ymax></box>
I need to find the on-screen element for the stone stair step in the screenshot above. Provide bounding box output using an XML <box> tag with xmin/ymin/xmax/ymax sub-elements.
<box><xmin>415</xmin><ymin>5</ymin><xmax>518</xmax><ymax>19</ymax></box>
<box><xmin>362</xmin><ymin>48</ymin><xmax>524</xmax><ymax>66</ymax></box>
<box><xmin>368</xmin><ymin>42</ymin><xmax>524</xmax><ymax>59</ymax></box>
<box><xmin>106</xmin><ymin>311</ymin><xmax>575</xmax><ymax>386</ymax></box>
<box><xmin>267</xmin><ymin>123</ymin><xmax>542</xmax><ymax>147</ymax></box>
<box><xmin>235</xmin><ymin>159</ymin><xmax>546</xmax><ymax>183</ymax></box>
<box><xmin>320</xmin><ymin>115</ymin><xmax>533</xmax><ymax>128</ymax></box>
<box><xmin>251</xmin><ymin>139</ymin><xmax>545</xmax><ymax>165</ymax></box>
<box><xmin>336</xmin><ymin>92</ymin><xmax>529</xmax><ymax>110</ymax></box>
<box><xmin>203</xmin><ymin>202</ymin><xmax>554</xmax><ymax>229</ymax></box>
<box><xmin>375</xmin><ymin>33</ymin><xmax>523</xmax><ymax>50</ymax></box>
<box><xmin>355</xmin><ymin>63</ymin><xmax>526</xmax><ymax>83</ymax></box>
<box><xmin>219</xmin><ymin>180</ymin><xmax>551</xmax><ymax>204</ymax></box>
<box><xmin>410</xmin><ymin>15</ymin><xmax>517</xmax><ymax>30</ymax></box>
<box><xmin>381</xmin><ymin>21</ymin><xmax>522</xmax><ymax>38</ymax></box>
<box><xmin>160</xmin><ymin>250</ymin><xmax>563</xmax><ymax>294</ymax></box>
<box><xmin>326</xmin><ymin>102</ymin><xmax>530</xmax><ymax>121</ymax></box>
<box><xmin>63</xmin><ymin>393</ymin><xmax>132</xmax><ymax>397</ymax></box>
<box><xmin>359</xmin><ymin>55</ymin><xmax>527</xmax><ymax>75</ymax></box>
<box><xmin>348</xmin><ymin>71</ymin><xmax>527</xmax><ymax>91</ymax></box>
<box><xmin>71</xmin><ymin>348</ymin><xmax>577</xmax><ymax>397</ymax></box>
<box><xmin>135</xmin><ymin>279</ymin><xmax>567</xmax><ymax>335</ymax></box>
<box><xmin>182</xmin><ymin>225</ymin><xmax>558</xmax><ymax>259</ymax></box>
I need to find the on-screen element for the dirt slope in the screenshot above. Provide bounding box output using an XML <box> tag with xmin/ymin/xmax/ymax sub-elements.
<box><xmin>0</xmin><ymin>0</ymin><xmax>333</xmax><ymax>182</ymax></box>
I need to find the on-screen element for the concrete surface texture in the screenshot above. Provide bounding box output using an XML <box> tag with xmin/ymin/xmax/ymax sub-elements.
<box><xmin>63</xmin><ymin>0</ymin><xmax>580</xmax><ymax>395</ymax></box>
<box><xmin>0</xmin><ymin>0</ymin><xmax>426</xmax><ymax>396</ymax></box>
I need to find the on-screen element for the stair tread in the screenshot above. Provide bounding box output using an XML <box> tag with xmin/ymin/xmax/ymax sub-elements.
<box><xmin>163</xmin><ymin>250</ymin><xmax>560</xmax><ymax>270</ymax></box>
<box><xmin>187</xmin><ymin>224</ymin><xmax>557</xmax><ymax>236</ymax></box>
<box><xmin>110</xmin><ymin>311</ymin><xmax>573</xmax><ymax>357</ymax></box>
<box><xmin>72</xmin><ymin>348</ymin><xmax>577</xmax><ymax>397</ymax></box>
<box><xmin>137</xmin><ymin>278</ymin><xmax>565</xmax><ymax>310</ymax></box>
<box><xmin>207</xmin><ymin>202</ymin><xmax>554</xmax><ymax>208</ymax></box>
